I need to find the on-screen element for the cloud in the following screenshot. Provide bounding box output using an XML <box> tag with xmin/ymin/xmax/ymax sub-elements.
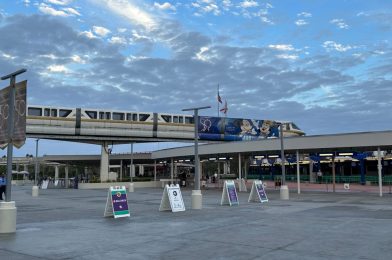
<box><xmin>45</xmin><ymin>0</ymin><xmax>72</xmax><ymax>5</ymax></box>
<box><xmin>191</xmin><ymin>1</ymin><xmax>221</xmax><ymax>16</ymax></box>
<box><xmin>93</xmin><ymin>26</ymin><xmax>111</xmax><ymax>37</ymax></box>
<box><xmin>295</xmin><ymin>19</ymin><xmax>308</xmax><ymax>26</ymax></box>
<box><xmin>330</xmin><ymin>18</ymin><xmax>349</xmax><ymax>29</ymax></box>
<box><xmin>100</xmin><ymin>0</ymin><xmax>157</xmax><ymax>30</ymax></box>
<box><xmin>47</xmin><ymin>64</ymin><xmax>69</xmax><ymax>73</ymax></box>
<box><xmin>297</xmin><ymin>12</ymin><xmax>312</xmax><ymax>18</ymax></box>
<box><xmin>322</xmin><ymin>41</ymin><xmax>353</xmax><ymax>52</ymax></box>
<box><xmin>268</xmin><ymin>44</ymin><xmax>294</xmax><ymax>51</ymax></box>
<box><xmin>154</xmin><ymin>2</ymin><xmax>176</xmax><ymax>11</ymax></box>
<box><xmin>38</xmin><ymin>3</ymin><xmax>80</xmax><ymax>17</ymax></box>
<box><xmin>239</xmin><ymin>1</ymin><xmax>258</xmax><ymax>8</ymax></box>
<box><xmin>109</xmin><ymin>36</ymin><xmax>127</xmax><ymax>45</ymax></box>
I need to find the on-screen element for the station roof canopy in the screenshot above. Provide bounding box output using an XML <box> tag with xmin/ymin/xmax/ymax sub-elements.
<box><xmin>151</xmin><ymin>130</ymin><xmax>392</xmax><ymax>160</ymax></box>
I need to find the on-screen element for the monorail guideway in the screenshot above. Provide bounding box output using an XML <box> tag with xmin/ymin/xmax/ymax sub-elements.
<box><xmin>25</xmin><ymin>105</ymin><xmax>305</xmax><ymax>182</ymax></box>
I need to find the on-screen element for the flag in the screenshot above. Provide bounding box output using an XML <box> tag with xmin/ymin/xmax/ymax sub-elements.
<box><xmin>220</xmin><ymin>99</ymin><xmax>228</xmax><ymax>114</ymax></box>
<box><xmin>217</xmin><ymin>90</ymin><xmax>222</xmax><ymax>104</ymax></box>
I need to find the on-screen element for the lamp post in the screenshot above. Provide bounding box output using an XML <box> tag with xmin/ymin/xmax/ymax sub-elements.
<box><xmin>0</xmin><ymin>68</ymin><xmax>26</xmax><ymax>234</ymax></box>
<box><xmin>182</xmin><ymin>105</ymin><xmax>210</xmax><ymax>209</ymax></box>
<box><xmin>279</xmin><ymin>123</ymin><xmax>289</xmax><ymax>200</ymax></box>
<box><xmin>34</xmin><ymin>138</ymin><xmax>39</xmax><ymax>184</ymax></box>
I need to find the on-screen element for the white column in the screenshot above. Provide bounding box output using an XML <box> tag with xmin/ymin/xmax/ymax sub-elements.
<box><xmin>65</xmin><ymin>165</ymin><xmax>69</xmax><ymax>188</ymax></box>
<box><xmin>171</xmin><ymin>158</ymin><xmax>174</xmax><ymax>184</ymax></box>
<box><xmin>218</xmin><ymin>162</ymin><xmax>221</xmax><ymax>175</ymax></box>
<box><xmin>139</xmin><ymin>165</ymin><xmax>144</xmax><ymax>176</ymax></box>
<box><xmin>174</xmin><ymin>162</ymin><xmax>178</xmax><ymax>178</ymax></box>
<box><xmin>154</xmin><ymin>160</ymin><xmax>157</xmax><ymax>181</ymax></box>
<box><xmin>120</xmin><ymin>160</ymin><xmax>123</xmax><ymax>181</ymax></box>
<box><xmin>238</xmin><ymin>153</ymin><xmax>242</xmax><ymax>191</ymax></box>
<box><xmin>377</xmin><ymin>147</ymin><xmax>383</xmax><ymax>197</ymax></box>
<box><xmin>100</xmin><ymin>142</ymin><xmax>109</xmax><ymax>182</ymax></box>
<box><xmin>296</xmin><ymin>150</ymin><xmax>301</xmax><ymax>194</ymax></box>
<box><xmin>224</xmin><ymin>161</ymin><xmax>228</xmax><ymax>174</ymax></box>
<box><xmin>55</xmin><ymin>165</ymin><xmax>59</xmax><ymax>180</ymax></box>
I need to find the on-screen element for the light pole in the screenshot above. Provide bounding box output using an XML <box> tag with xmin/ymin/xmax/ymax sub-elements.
<box><xmin>279</xmin><ymin>123</ymin><xmax>289</xmax><ymax>200</ymax></box>
<box><xmin>182</xmin><ymin>105</ymin><xmax>211</xmax><ymax>209</ymax></box>
<box><xmin>35</xmin><ymin>138</ymin><xmax>39</xmax><ymax>184</ymax></box>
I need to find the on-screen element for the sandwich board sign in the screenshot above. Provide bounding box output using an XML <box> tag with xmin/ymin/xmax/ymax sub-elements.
<box><xmin>159</xmin><ymin>184</ymin><xmax>185</xmax><ymax>212</ymax></box>
<box><xmin>248</xmin><ymin>180</ymin><xmax>268</xmax><ymax>203</ymax></box>
<box><xmin>221</xmin><ymin>180</ymin><xmax>239</xmax><ymax>206</ymax></box>
<box><xmin>104</xmin><ymin>186</ymin><xmax>130</xmax><ymax>218</ymax></box>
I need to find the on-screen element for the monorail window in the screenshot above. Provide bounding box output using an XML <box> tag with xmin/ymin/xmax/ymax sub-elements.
<box><xmin>59</xmin><ymin>109</ymin><xmax>72</xmax><ymax>117</ymax></box>
<box><xmin>126</xmin><ymin>113</ymin><xmax>133</xmax><ymax>121</ymax></box>
<box><xmin>112</xmin><ymin>112</ymin><xmax>124</xmax><ymax>120</ymax></box>
<box><xmin>28</xmin><ymin>107</ymin><xmax>42</xmax><ymax>116</ymax></box>
<box><xmin>132</xmin><ymin>114</ymin><xmax>138</xmax><ymax>121</ymax></box>
<box><xmin>44</xmin><ymin>108</ymin><xmax>50</xmax><ymax>117</ymax></box>
<box><xmin>185</xmin><ymin>117</ymin><xmax>194</xmax><ymax>124</ymax></box>
<box><xmin>179</xmin><ymin>116</ymin><xmax>184</xmax><ymax>123</ymax></box>
<box><xmin>162</xmin><ymin>115</ymin><xmax>172</xmax><ymax>123</ymax></box>
<box><xmin>86</xmin><ymin>111</ymin><xmax>97</xmax><ymax>119</ymax></box>
<box><xmin>50</xmin><ymin>109</ymin><xmax>57</xmax><ymax>117</ymax></box>
<box><xmin>99</xmin><ymin>112</ymin><xmax>111</xmax><ymax>120</ymax></box>
<box><xmin>173</xmin><ymin>116</ymin><xmax>179</xmax><ymax>123</ymax></box>
<box><xmin>291</xmin><ymin>123</ymin><xmax>300</xmax><ymax>130</ymax></box>
<box><xmin>139</xmin><ymin>114</ymin><xmax>149</xmax><ymax>121</ymax></box>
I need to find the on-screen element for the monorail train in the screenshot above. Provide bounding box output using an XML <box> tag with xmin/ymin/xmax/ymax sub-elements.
<box><xmin>26</xmin><ymin>105</ymin><xmax>305</xmax><ymax>141</ymax></box>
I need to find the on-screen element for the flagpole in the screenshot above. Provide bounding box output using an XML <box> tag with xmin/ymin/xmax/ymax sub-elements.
<box><xmin>217</xmin><ymin>84</ymin><xmax>220</xmax><ymax>117</ymax></box>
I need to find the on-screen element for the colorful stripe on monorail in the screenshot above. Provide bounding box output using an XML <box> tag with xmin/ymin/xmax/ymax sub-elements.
<box><xmin>198</xmin><ymin>116</ymin><xmax>279</xmax><ymax>141</ymax></box>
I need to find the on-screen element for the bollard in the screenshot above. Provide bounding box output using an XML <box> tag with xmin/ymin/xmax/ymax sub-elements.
<box><xmin>0</xmin><ymin>201</ymin><xmax>17</xmax><ymax>233</ymax></box>
<box><xmin>191</xmin><ymin>190</ymin><xmax>202</xmax><ymax>209</ymax></box>
<box><xmin>128</xmin><ymin>183</ymin><xmax>134</xmax><ymax>193</ymax></box>
<box><xmin>32</xmin><ymin>185</ymin><xmax>39</xmax><ymax>197</ymax></box>
<box><xmin>280</xmin><ymin>185</ymin><xmax>290</xmax><ymax>200</ymax></box>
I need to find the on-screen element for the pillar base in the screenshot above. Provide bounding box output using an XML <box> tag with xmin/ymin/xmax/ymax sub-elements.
<box><xmin>128</xmin><ymin>183</ymin><xmax>134</xmax><ymax>193</ymax></box>
<box><xmin>0</xmin><ymin>201</ymin><xmax>17</xmax><ymax>234</ymax></box>
<box><xmin>191</xmin><ymin>190</ymin><xmax>202</xmax><ymax>209</ymax></box>
<box><xmin>32</xmin><ymin>185</ymin><xmax>39</xmax><ymax>197</ymax></box>
<box><xmin>280</xmin><ymin>185</ymin><xmax>290</xmax><ymax>200</ymax></box>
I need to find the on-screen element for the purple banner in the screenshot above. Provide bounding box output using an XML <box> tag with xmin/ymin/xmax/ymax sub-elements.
<box><xmin>256</xmin><ymin>183</ymin><xmax>268</xmax><ymax>201</ymax></box>
<box><xmin>111</xmin><ymin>190</ymin><xmax>129</xmax><ymax>216</ymax></box>
<box><xmin>227</xmin><ymin>182</ymin><xmax>238</xmax><ymax>204</ymax></box>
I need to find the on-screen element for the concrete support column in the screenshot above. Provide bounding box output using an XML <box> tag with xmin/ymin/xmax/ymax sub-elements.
<box><xmin>23</xmin><ymin>164</ymin><xmax>28</xmax><ymax>172</ymax></box>
<box><xmin>154</xmin><ymin>160</ymin><xmax>157</xmax><ymax>181</ymax></box>
<box><xmin>55</xmin><ymin>165</ymin><xmax>59</xmax><ymax>180</ymax></box>
<box><xmin>377</xmin><ymin>147</ymin><xmax>383</xmax><ymax>197</ymax></box>
<box><xmin>332</xmin><ymin>155</ymin><xmax>336</xmax><ymax>192</ymax></box>
<box><xmin>100</xmin><ymin>142</ymin><xmax>109</xmax><ymax>182</ymax></box>
<box><xmin>244</xmin><ymin>159</ymin><xmax>248</xmax><ymax>179</ymax></box>
<box><xmin>65</xmin><ymin>165</ymin><xmax>69</xmax><ymax>189</ymax></box>
<box><xmin>238</xmin><ymin>153</ymin><xmax>242</xmax><ymax>191</ymax></box>
<box><xmin>171</xmin><ymin>158</ymin><xmax>174</xmax><ymax>184</ymax></box>
<box><xmin>120</xmin><ymin>160</ymin><xmax>123</xmax><ymax>181</ymax></box>
<box><xmin>224</xmin><ymin>161</ymin><xmax>228</xmax><ymax>174</ymax></box>
<box><xmin>174</xmin><ymin>162</ymin><xmax>178</xmax><ymax>178</ymax></box>
<box><xmin>296</xmin><ymin>150</ymin><xmax>301</xmax><ymax>194</ymax></box>
<box><xmin>218</xmin><ymin>162</ymin><xmax>221</xmax><ymax>175</ymax></box>
<box><xmin>139</xmin><ymin>165</ymin><xmax>144</xmax><ymax>176</ymax></box>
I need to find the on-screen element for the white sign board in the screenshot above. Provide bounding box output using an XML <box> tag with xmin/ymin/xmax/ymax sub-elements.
<box><xmin>104</xmin><ymin>186</ymin><xmax>130</xmax><ymax>218</ymax></box>
<box><xmin>159</xmin><ymin>184</ymin><xmax>185</xmax><ymax>212</ymax></box>
<box><xmin>248</xmin><ymin>180</ymin><xmax>268</xmax><ymax>203</ymax></box>
<box><xmin>221</xmin><ymin>180</ymin><xmax>239</xmax><ymax>206</ymax></box>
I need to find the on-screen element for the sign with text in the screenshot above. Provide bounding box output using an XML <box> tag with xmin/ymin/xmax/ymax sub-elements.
<box><xmin>221</xmin><ymin>180</ymin><xmax>239</xmax><ymax>206</ymax></box>
<box><xmin>104</xmin><ymin>186</ymin><xmax>130</xmax><ymax>218</ymax></box>
<box><xmin>159</xmin><ymin>184</ymin><xmax>185</xmax><ymax>212</ymax></box>
<box><xmin>248</xmin><ymin>180</ymin><xmax>268</xmax><ymax>203</ymax></box>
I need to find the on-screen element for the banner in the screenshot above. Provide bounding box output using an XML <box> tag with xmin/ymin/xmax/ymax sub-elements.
<box><xmin>0</xmin><ymin>80</ymin><xmax>27</xmax><ymax>149</ymax></box>
<box><xmin>198</xmin><ymin>116</ymin><xmax>279</xmax><ymax>141</ymax></box>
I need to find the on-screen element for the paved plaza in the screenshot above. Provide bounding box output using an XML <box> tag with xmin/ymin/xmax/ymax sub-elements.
<box><xmin>1</xmin><ymin>185</ymin><xmax>392</xmax><ymax>259</ymax></box>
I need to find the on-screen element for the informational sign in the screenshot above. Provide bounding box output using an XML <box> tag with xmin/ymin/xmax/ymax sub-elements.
<box><xmin>248</xmin><ymin>180</ymin><xmax>268</xmax><ymax>203</ymax></box>
<box><xmin>104</xmin><ymin>186</ymin><xmax>130</xmax><ymax>218</ymax></box>
<box><xmin>221</xmin><ymin>180</ymin><xmax>239</xmax><ymax>206</ymax></box>
<box><xmin>0</xmin><ymin>80</ymin><xmax>27</xmax><ymax>149</ymax></box>
<box><xmin>41</xmin><ymin>180</ymin><xmax>49</xmax><ymax>189</ymax></box>
<box><xmin>159</xmin><ymin>184</ymin><xmax>185</xmax><ymax>212</ymax></box>
<box><xmin>344</xmin><ymin>183</ymin><xmax>350</xmax><ymax>190</ymax></box>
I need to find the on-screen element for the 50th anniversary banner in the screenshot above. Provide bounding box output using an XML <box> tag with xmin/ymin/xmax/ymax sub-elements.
<box><xmin>0</xmin><ymin>80</ymin><xmax>27</xmax><ymax>149</ymax></box>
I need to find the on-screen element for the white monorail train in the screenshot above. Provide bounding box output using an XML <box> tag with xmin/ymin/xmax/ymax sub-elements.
<box><xmin>26</xmin><ymin>105</ymin><xmax>305</xmax><ymax>140</ymax></box>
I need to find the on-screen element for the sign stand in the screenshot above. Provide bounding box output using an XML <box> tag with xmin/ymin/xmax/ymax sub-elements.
<box><xmin>221</xmin><ymin>180</ymin><xmax>239</xmax><ymax>206</ymax></box>
<box><xmin>104</xmin><ymin>186</ymin><xmax>130</xmax><ymax>218</ymax></box>
<box><xmin>159</xmin><ymin>184</ymin><xmax>185</xmax><ymax>212</ymax></box>
<box><xmin>248</xmin><ymin>180</ymin><xmax>268</xmax><ymax>203</ymax></box>
<box><xmin>240</xmin><ymin>178</ymin><xmax>247</xmax><ymax>192</ymax></box>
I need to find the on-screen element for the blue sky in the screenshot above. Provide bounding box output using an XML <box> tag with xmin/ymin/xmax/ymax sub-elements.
<box><xmin>0</xmin><ymin>0</ymin><xmax>391</xmax><ymax>156</ymax></box>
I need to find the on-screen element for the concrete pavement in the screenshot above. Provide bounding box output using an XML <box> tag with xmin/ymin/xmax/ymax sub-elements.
<box><xmin>1</xmin><ymin>185</ymin><xmax>392</xmax><ymax>259</ymax></box>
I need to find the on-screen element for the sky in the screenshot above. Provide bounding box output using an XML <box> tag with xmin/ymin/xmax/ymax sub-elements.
<box><xmin>0</xmin><ymin>0</ymin><xmax>391</xmax><ymax>157</ymax></box>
